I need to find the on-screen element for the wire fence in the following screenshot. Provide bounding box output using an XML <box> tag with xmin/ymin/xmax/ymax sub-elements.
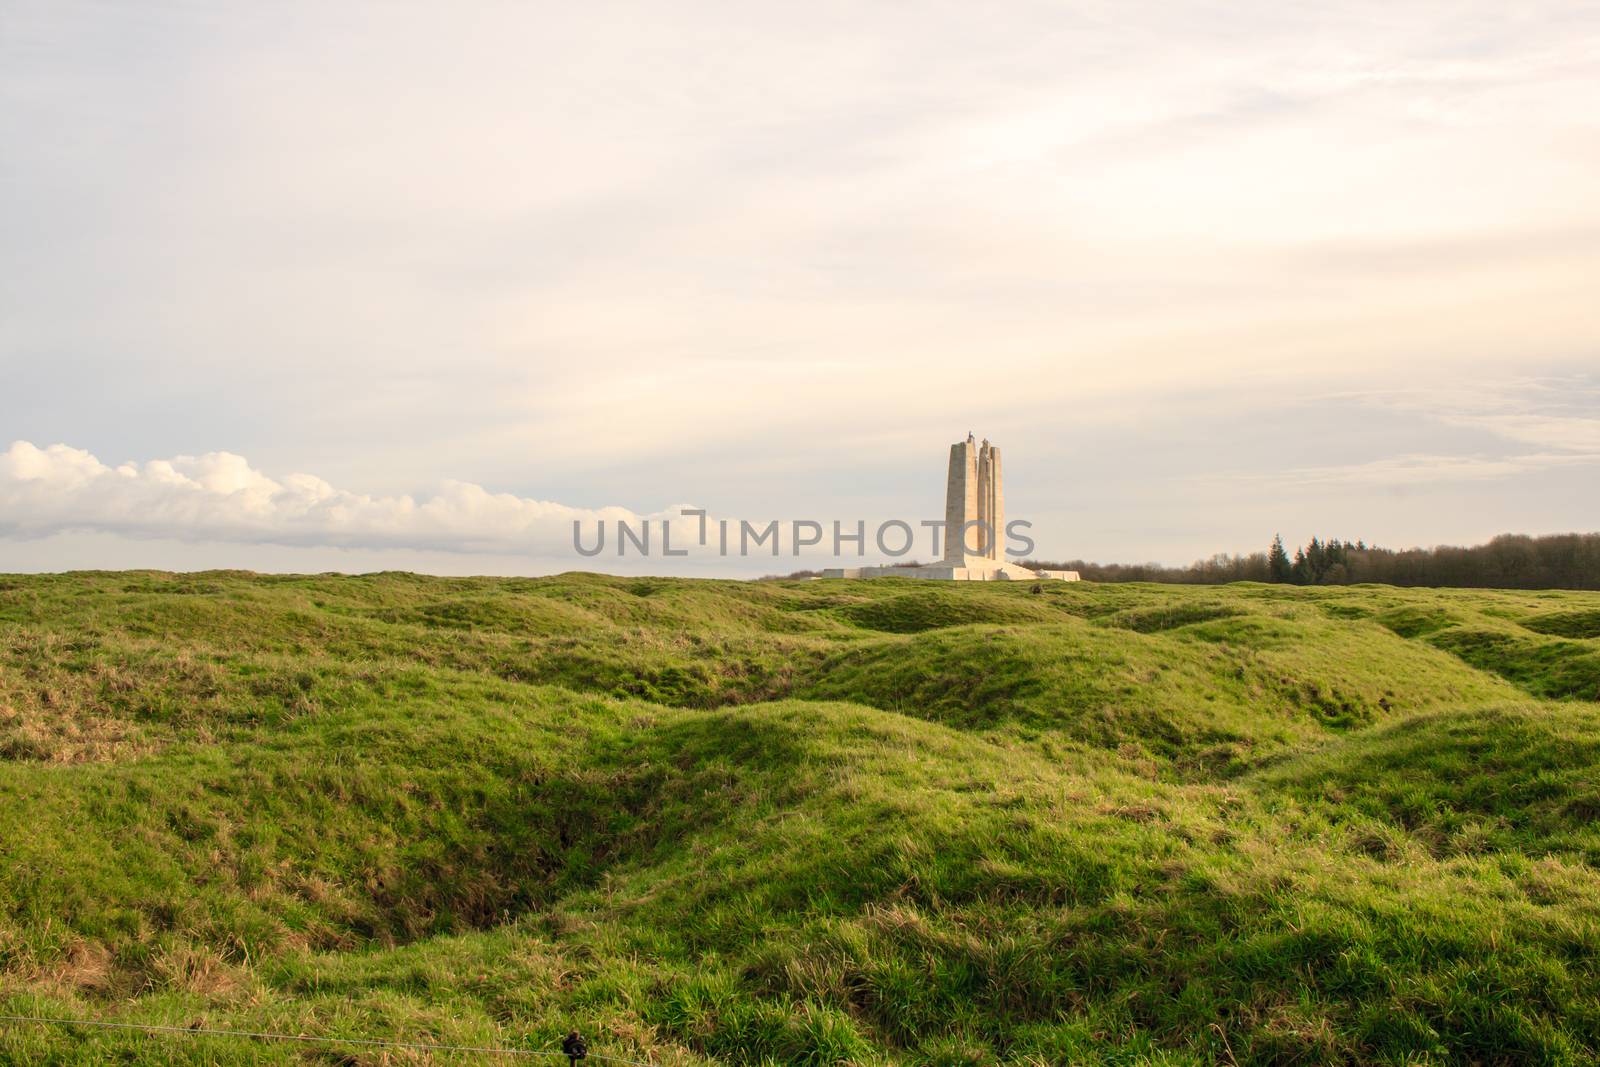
<box><xmin>0</xmin><ymin>1012</ymin><xmax>663</xmax><ymax>1065</ymax></box>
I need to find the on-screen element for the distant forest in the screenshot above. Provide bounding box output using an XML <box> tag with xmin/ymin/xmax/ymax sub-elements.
<box><xmin>1023</xmin><ymin>532</ymin><xmax>1600</xmax><ymax>590</ymax></box>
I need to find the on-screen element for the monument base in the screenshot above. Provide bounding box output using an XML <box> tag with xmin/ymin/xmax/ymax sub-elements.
<box><xmin>821</xmin><ymin>558</ymin><xmax>1079</xmax><ymax>582</ymax></box>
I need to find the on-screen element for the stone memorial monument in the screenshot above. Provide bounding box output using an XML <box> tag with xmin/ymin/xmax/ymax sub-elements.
<box><xmin>825</xmin><ymin>433</ymin><xmax>1079</xmax><ymax>581</ymax></box>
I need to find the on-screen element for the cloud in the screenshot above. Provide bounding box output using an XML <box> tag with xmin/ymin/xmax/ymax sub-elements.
<box><xmin>1281</xmin><ymin>453</ymin><xmax>1539</xmax><ymax>487</ymax></box>
<box><xmin>1437</xmin><ymin>413</ymin><xmax>1600</xmax><ymax>454</ymax></box>
<box><xmin>1365</xmin><ymin>378</ymin><xmax>1600</xmax><ymax>455</ymax></box>
<box><xmin>0</xmin><ymin>441</ymin><xmax>660</xmax><ymax>556</ymax></box>
<box><xmin>1259</xmin><ymin>377</ymin><xmax>1600</xmax><ymax>488</ymax></box>
<box><xmin>0</xmin><ymin>440</ymin><xmax>1005</xmax><ymax>568</ymax></box>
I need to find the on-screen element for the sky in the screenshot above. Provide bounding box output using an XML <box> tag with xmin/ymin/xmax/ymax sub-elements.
<box><xmin>2</xmin><ymin>0</ymin><xmax>1598</xmax><ymax>576</ymax></box>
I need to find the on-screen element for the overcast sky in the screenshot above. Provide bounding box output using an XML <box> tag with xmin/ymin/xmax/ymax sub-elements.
<box><xmin>2</xmin><ymin>1</ymin><xmax>1598</xmax><ymax>576</ymax></box>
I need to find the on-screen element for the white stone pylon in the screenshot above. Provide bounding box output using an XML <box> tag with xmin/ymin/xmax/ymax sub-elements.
<box><xmin>977</xmin><ymin>440</ymin><xmax>990</xmax><ymax>557</ymax></box>
<box><xmin>944</xmin><ymin>433</ymin><xmax>978</xmax><ymax>562</ymax></box>
<box><xmin>989</xmin><ymin>444</ymin><xmax>1004</xmax><ymax>560</ymax></box>
<box><xmin>977</xmin><ymin>439</ymin><xmax>1004</xmax><ymax>559</ymax></box>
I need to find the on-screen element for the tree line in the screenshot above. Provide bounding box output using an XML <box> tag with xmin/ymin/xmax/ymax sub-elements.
<box><xmin>1023</xmin><ymin>532</ymin><xmax>1600</xmax><ymax>590</ymax></box>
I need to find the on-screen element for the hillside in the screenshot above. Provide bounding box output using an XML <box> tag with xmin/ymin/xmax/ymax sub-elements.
<box><xmin>2</xmin><ymin>572</ymin><xmax>1599</xmax><ymax>1064</ymax></box>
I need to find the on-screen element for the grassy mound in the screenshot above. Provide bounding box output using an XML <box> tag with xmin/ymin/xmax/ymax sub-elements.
<box><xmin>1521</xmin><ymin>609</ymin><xmax>1600</xmax><ymax>640</ymax></box>
<box><xmin>836</xmin><ymin>586</ymin><xmax>1063</xmax><ymax>633</ymax></box>
<box><xmin>2</xmin><ymin>572</ymin><xmax>1600</xmax><ymax>1064</ymax></box>
<box><xmin>1251</xmin><ymin>703</ymin><xmax>1600</xmax><ymax>858</ymax></box>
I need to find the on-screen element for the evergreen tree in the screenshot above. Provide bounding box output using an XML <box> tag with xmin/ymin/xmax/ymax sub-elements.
<box><xmin>1291</xmin><ymin>546</ymin><xmax>1309</xmax><ymax>585</ymax></box>
<box><xmin>1268</xmin><ymin>534</ymin><xmax>1292</xmax><ymax>583</ymax></box>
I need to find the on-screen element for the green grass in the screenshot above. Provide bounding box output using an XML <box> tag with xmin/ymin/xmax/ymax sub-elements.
<box><xmin>2</xmin><ymin>572</ymin><xmax>1600</xmax><ymax>1063</ymax></box>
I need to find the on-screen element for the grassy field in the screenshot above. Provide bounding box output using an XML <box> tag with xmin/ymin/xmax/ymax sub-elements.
<box><xmin>1</xmin><ymin>571</ymin><xmax>1599</xmax><ymax>1065</ymax></box>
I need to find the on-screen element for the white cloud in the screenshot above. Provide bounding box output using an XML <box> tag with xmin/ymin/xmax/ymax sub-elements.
<box><xmin>0</xmin><ymin>440</ymin><xmax>1007</xmax><ymax>569</ymax></box>
<box><xmin>1438</xmin><ymin>413</ymin><xmax>1600</xmax><ymax>454</ymax></box>
<box><xmin>0</xmin><ymin>441</ymin><xmax>659</xmax><ymax>556</ymax></box>
<box><xmin>1357</xmin><ymin>379</ymin><xmax>1600</xmax><ymax>456</ymax></box>
<box><xmin>1282</xmin><ymin>453</ymin><xmax>1538</xmax><ymax>487</ymax></box>
<box><xmin>1253</xmin><ymin>378</ymin><xmax>1600</xmax><ymax>488</ymax></box>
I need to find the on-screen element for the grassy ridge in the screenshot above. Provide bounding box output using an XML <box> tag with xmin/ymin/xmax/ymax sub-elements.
<box><xmin>1</xmin><ymin>572</ymin><xmax>1599</xmax><ymax>1064</ymax></box>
